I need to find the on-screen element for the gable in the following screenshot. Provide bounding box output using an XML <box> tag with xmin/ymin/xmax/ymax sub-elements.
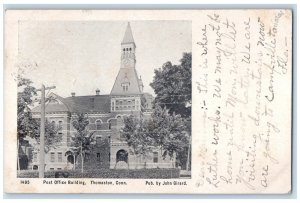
<box><xmin>110</xmin><ymin>68</ymin><xmax>142</xmax><ymax>95</ymax></box>
<box><xmin>31</xmin><ymin>92</ymin><xmax>70</xmax><ymax>113</ymax></box>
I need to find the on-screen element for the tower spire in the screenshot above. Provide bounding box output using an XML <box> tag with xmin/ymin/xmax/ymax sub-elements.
<box><xmin>111</xmin><ymin>22</ymin><xmax>141</xmax><ymax>95</ymax></box>
<box><xmin>122</xmin><ymin>22</ymin><xmax>135</xmax><ymax>45</ymax></box>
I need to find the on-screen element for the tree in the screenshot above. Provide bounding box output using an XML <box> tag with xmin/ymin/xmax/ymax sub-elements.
<box><xmin>71</xmin><ymin>113</ymin><xmax>95</xmax><ymax>172</ymax></box>
<box><xmin>17</xmin><ymin>75</ymin><xmax>62</xmax><ymax>170</ymax></box>
<box><xmin>32</xmin><ymin>120</ymin><xmax>63</xmax><ymax>152</ymax></box>
<box><xmin>17</xmin><ymin>76</ymin><xmax>38</xmax><ymax>142</ymax></box>
<box><xmin>149</xmin><ymin>105</ymin><xmax>189</xmax><ymax>166</ymax></box>
<box><xmin>122</xmin><ymin>116</ymin><xmax>154</xmax><ymax>168</ymax></box>
<box><xmin>150</xmin><ymin>53</ymin><xmax>192</xmax><ymax>170</ymax></box>
<box><xmin>121</xmin><ymin>105</ymin><xmax>189</xmax><ymax>168</ymax></box>
<box><xmin>150</xmin><ymin>52</ymin><xmax>191</xmax><ymax>118</ymax></box>
<box><xmin>17</xmin><ymin>74</ymin><xmax>38</xmax><ymax>171</ymax></box>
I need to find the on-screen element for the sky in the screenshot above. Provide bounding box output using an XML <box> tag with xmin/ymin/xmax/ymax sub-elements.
<box><xmin>18</xmin><ymin>21</ymin><xmax>191</xmax><ymax>97</ymax></box>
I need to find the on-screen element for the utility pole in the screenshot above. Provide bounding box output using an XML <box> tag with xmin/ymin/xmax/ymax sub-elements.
<box><xmin>37</xmin><ymin>84</ymin><xmax>56</xmax><ymax>178</ymax></box>
<box><xmin>186</xmin><ymin>136</ymin><xmax>191</xmax><ymax>172</ymax></box>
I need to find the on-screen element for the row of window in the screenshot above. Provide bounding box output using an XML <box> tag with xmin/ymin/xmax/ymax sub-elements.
<box><xmin>93</xmin><ymin>152</ymin><xmax>158</xmax><ymax>163</ymax></box>
<box><xmin>115</xmin><ymin>99</ymin><xmax>138</xmax><ymax>105</ymax></box>
<box><xmin>123</xmin><ymin>48</ymin><xmax>133</xmax><ymax>52</ymax></box>
<box><xmin>33</xmin><ymin>152</ymin><xmax>63</xmax><ymax>163</ymax></box>
<box><xmin>94</xmin><ymin>120</ymin><xmax>112</xmax><ymax>130</ymax></box>
<box><xmin>121</xmin><ymin>53</ymin><xmax>135</xmax><ymax>59</ymax></box>
<box><xmin>51</xmin><ymin>120</ymin><xmax>63</xmax><ymax>127</ymax></box>
<box><xmin>49</xmin><ymin>119</ymin><xmax>113</xmax><ymax>131</ymax></box>
<box><xmin>33</xmin><ymin>151</ymin><xmax>159</xmax><ymax>163</ymax></box>
<box><xmin>49</xmin><ymin>168</ymin><xmax>62</xmax><ymax>171</ymax></box>
<box><xmin>32</xmin><ymin>166</ymin><xmax>63</xmax><ymax>171</ymax></box>
<box><xmin>115</xmin><ymin>105</ymin><xmax>137</xmax><ymax>110</ymax></box>
<box><xmin>50</xmin><ymin>152</ymin><xmax>63</xmax><ymax>162</ymax></box>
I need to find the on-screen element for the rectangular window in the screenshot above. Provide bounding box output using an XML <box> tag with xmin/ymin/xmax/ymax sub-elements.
<box><xmin>153</xmin><ymin>152</ymin><xmax>158</xmax><ymax>163</ymax></box>
<box><xmin>57</xmin><ymin>168</ymin><xmax>62</xmax><ymax>170</ymax></box>
<box><xmin>58</xmin><ymin>152</ymin><xmax>62</xmax><ymax>162</ymax></box>
<box><xmin>96</xmin><ymin>120</ymin><xmax>101</xmax><ymax>130</ymax></box>
<box><xmin>50</xmin><ymin>168</ymin><xmax>54</xmax><ymax>171</ymax></box>
<box><xmin>33</xmin><ymin>152</ymin><xmax>37</xmax><ymax>162</ymax></box>
<box><xmin>112</xmin><ymin>102</ymin><xmax>115</xmax><ymax>111</ymax></box>
<box><xmin>97</xmin><ymin>153</ymin><xmax>100</xmax><ymax>161</ymax></box>
<box><xmin>96</xmin><ymin>137</ymin><xmax>101</xmax><ymax>146</ymax></box>
<box><xmin>67</xmin><ymin>135</ymin><xmax>71</xmax><ymax>145</ymax></box>
<box><xmin>50</xmin><ymin>152</ymin><xmax>55</xmax><ymax>162</ymax></box>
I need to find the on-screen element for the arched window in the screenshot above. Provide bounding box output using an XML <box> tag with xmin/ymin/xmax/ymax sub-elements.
<box><xmin>117</xmin><ymin>116</ymin><xmax>122</xmax><ymax>125</ymax></box>
<box><xmin>96</xmin><ymin>136</ymin><xmax>102</xmax><ymax>146</ymax></box>
<box><xmin>58</xmin><ymin>121</ymin><xmax>63</xmax><ymax>130</ymax></box>
<box><xmin>108</xmin><ymin>119</ymin><xmax>112</xmax><ymax>130</ymax></box>
<box><xmin>96</xmin><ymin>120</ymin><xmax>102</xmax><ymax>130</ymax></box>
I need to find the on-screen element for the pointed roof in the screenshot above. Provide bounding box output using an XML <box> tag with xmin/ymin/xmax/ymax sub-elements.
<box><xmin>121</xmin><ymin>22</ymin><xmax>135</xmax><ymax>44</ymax></box>
<box><xmin>110</xmin><ymin>68</ymin><xmax>142</xmax><ymax>95</ymax></box>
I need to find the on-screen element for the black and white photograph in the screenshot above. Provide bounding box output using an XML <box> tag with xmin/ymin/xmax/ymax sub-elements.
<box><xmin>4</xmin><ymin>9</ymin><xmax>293</xmax><ymax>194</ymax></box>
<box><xmin>16</xmin><ymin>21</ymin><xmax>192</xmax><ymax>179</ymax></box>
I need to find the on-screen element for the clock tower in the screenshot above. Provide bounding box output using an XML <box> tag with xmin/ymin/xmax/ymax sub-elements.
<box><xmin>121</xmin><ymin>22</ymin><xmax>136</xmax><ymax>69</ymax></box>
<box><xmin>110</xmin><ymin>22</ymin><xmax>143</xmax><ymax>113</ymax></box>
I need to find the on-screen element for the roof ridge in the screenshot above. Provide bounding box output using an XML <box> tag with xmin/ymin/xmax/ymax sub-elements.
<box><xmin>65</xmin><ymin>94</ymin><xmax>110</xmax><ymax>99</ymax></box>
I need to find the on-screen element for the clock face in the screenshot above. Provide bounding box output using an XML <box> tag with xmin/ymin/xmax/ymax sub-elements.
<box><xmin>123</xmin><ymin>58</ymin><xmax>131</xmax><ymax>67</ymax></box>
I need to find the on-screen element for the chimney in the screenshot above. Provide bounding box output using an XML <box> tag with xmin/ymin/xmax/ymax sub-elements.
<box><xmin>71</xmin><ymin>92</ymin><xmax>76</xmax><ymax>97</ymax></box>
<box><xmin>96</xmin><ymin>88</ymin><xmax>100</xmax><ymax>95</ymax></box>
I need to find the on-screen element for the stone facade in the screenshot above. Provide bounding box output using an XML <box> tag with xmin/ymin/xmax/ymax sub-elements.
<box><xmin>25</xmin><ymin>22</ymin><xmax>175</xmax><ymax>171</ymax></box>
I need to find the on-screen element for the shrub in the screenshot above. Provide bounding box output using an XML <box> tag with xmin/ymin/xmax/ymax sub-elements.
<box><xmin>17</xmin><ymin>168</ymin><xmax>180</xmax><ymax>179</ymax></box>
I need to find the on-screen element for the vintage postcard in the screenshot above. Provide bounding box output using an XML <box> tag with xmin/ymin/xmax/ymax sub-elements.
<box><xmin>4</xmin><ymin>9</ymin><xmax>292</xmax><ymax>194</ymax></box>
